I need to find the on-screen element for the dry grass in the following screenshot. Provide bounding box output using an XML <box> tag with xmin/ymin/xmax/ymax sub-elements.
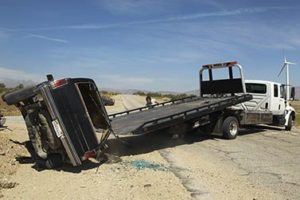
<box><xmin>290</xmin><ymin>101</ymin><xmax>300</xmax><ymax>126</ymax></box>
<box><xmin>296</xmin><ymin>114</ymin><xmax>300</xmax><ymax>127</ymax></box>
<box><xmin>290</xmin><ymin>101</ymin><xmax>300</xmax><ymax>112</ymax></box>
<box><xmin>0</xmin><ymin>96</ymin><xmax>20</xmax><ymax>116</ymax></box>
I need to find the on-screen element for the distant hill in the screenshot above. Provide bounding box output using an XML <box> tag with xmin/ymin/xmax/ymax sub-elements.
<box><xmin>96</xmin><ymin>86</ymin><xmax>300</xmax><ymax>99</ymax></box>
<box><xmin>100</xmin><ymin>87</ymin><xmax>180</xmax><ymax>95</ymax></box>
<box><xmin>0</xmin><ymin>78</ymin><xmax>37</xmax><ymax>88</ymax></box>
<box><xmin>184</xmin><ymin>89</ymin><xmax>199</xmax><ymax>96</ymax></box>
<box><xmin>100</xmin><ymin>88</ymin><xmax>141</xmax><ymax>94</ymax></box>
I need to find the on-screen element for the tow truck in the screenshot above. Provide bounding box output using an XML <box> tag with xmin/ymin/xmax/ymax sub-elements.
<box><xmin>2</xmin><ymin>61</ymin><xmax>296</xmax><ymax>168</ymax></box>
<box><xmin>110</xmin><ymin>61</ymin><xmax>295</xmax><ymax>139</ymax></box>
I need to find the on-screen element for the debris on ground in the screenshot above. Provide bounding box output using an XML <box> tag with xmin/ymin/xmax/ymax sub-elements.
<box><xmin>0</xmin><ymin>180</ymin><xmax>18</xmax><ymax>189</ymax></box>
<box><xmin>129</xmin><ymin>160</ymin><xmax>167</xmax><ymax>171</ymax></box>
<box><xmin>0</xmin><ymin>122</ymin><xmax>28</xmax><ymax>198</ymax></box>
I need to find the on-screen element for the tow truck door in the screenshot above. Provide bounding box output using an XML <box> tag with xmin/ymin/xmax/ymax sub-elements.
<box><xmin>271</xmin><ymin>83</ymin><xmax>285</xmax><ymax>115</ymax></box>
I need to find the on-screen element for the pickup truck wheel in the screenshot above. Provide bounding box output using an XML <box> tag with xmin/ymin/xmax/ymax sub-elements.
<box><xmin>222</xmin><ymin>116</ymin><xmax>239</xmax><ymax>139</ymax></box>
<box><xmin>285</xmin><ymin>116</ymin><xmax>293</xmax><ymax>131</ymax></box>
<box><xmin>2</xmin><ymin>86</ymin><xmax>37</xmax><ymax>105</ymax></box>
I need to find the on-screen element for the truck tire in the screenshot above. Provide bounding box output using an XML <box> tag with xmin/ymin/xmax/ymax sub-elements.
<box><xmin>222</xmin><ymin>116</ymin><xmax>239</xmax><ymax>139</ymax></box>
<box><xmin>285</xmin><ymin>116</ymin><xmax>293</xmax><ymax>131</ymax></box>
<box><xmin>2</xmin><ymin>86</ymin><xmax>37</xmax><ymax>105</ymax></box>
<box><xmin>24</xmin><ymin>112</ymin><xmax>48</xmax><ymax>159</ymax></box>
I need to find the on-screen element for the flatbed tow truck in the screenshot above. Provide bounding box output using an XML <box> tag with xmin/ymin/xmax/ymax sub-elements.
<box><xmin>110</xmin><ymin>63</ymin><xmax>252</xmax><ymax>138</ymax></box>
<box><xmin>2</xmin><ymin>61</ymin><xmax>295</xmax><ymax>168</ymax></box>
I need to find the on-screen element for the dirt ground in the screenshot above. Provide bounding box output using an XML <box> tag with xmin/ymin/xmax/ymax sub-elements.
<box><xmin>0</xmin><ymin>95</ymin><xmax>300</xmax><ymax>199</ymax></box>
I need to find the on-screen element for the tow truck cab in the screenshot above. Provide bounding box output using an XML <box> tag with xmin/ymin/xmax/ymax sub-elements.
<box><xmin>244</xmin><ymin>80</ymin><xmax>286</xmax><ymax>115</ymax></box>
<box><xmin>243</xmin><ymin>80</ymin><xmax>296</xmax><ymax>129</ymax></box>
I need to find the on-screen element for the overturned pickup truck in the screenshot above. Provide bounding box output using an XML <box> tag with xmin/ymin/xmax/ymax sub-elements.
<box><xmin>2</xmin><ymin>76</ymin><xmax>111</xmax><ymax>168</ymax></box>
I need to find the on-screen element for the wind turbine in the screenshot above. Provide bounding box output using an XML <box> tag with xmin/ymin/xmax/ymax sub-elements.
<box><xmin>278</xmin><ymin>56</ymin><xmax>296</xmax><ymax>103</ymax></box>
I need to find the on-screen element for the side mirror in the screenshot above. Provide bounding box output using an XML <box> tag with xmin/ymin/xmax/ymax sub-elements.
<box><xmin>291</xmin><ymin>87</ymin><xmax>295</xmax><ymax>100</ymax></box>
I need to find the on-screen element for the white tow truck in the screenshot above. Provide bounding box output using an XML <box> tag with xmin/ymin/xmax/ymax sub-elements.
<box><xmin>200</xmin><ymin>61</ymin><xmax>296</xmax><ymax>139</ymax></box>
<box><xmin>241</xmin><ymin>80</ymin><xmax>296</xmax><ymax>130</ymax></box>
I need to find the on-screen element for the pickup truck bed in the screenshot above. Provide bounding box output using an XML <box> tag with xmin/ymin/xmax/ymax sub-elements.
<box><xmin>109</xmin><ymin>94</ymin><xmax>252</xmax><ymax>135</ymax></box>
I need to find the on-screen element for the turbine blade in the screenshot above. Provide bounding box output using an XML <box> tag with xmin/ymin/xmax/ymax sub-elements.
<box><xmin>286</xmin><ymin>62</ymin><xmax>296</xmax><ymax>65</ymax></box>
<box><xmin>278</xmin><ymin>64</ymin><xmax>286</xmax><ymax>77</ymax></box>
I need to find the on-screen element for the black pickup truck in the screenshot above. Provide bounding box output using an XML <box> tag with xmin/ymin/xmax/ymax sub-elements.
<box><xmin>2</xmin><ymin>61</ymin><xmax>252</xmax><ymax>168</ymax></box>
<box><xmin>2</xmin><ymin>76</ymin><xmax>111</xmax><ymax>168</ymax></box>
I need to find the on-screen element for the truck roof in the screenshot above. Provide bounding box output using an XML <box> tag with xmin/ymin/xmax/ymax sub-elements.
<box><xmin>245</xmin><ymin>80</ymin><xmax>282</xmax><ymax>85</ymax></box>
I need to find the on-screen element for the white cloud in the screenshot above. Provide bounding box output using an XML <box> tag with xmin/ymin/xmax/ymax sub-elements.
<box><xmin>65</xmin><ymin>7</ymin><xmax>266</xmax><ymax>30</ymax></box>
<box><xmin>92</xmin><ymin>0</ymin><xmax>170</xmax><ymax>15</ymax></box>
<box><xmin>0</xmin><ymin>66</ymin><xmax>43</xmax><ymax>86</ymax></box>
<box><xmin>26</xmin><ymin>33</ymin><xmax>69</xmax><ymax>44</ymax></box>
<box><xmin>209</xmin><ymin>22</ymin><xmax>300</xmax><ymax>50</ymax></box>
<box><xmin>18</xmin><ymin>7</ymin><xmax>288</xmax><ymax>31</ymax></box>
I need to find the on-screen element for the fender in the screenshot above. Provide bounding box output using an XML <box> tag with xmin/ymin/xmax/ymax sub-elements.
<box><xmin>284</xmin><ymin>105</ymin><xmax>296</xmax><ymax>126</ymax></box>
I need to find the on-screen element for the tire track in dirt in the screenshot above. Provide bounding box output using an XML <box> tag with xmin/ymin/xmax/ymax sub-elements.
<box><xmin>121</xmin><ymin>94</ymin><xmax>145</xmax><ymax>110</ymax></box>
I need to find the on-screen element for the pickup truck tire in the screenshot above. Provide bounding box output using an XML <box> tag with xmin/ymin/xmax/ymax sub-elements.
<box><xmin>222</xmin><ymin>116</ymin><xmax>239</xmax><ymax>139</ymax></box>
<box><xmin>2</xmin><ymin>86</ymin><xmax>37</xmax><ymax>105</ymax></box>
<box><xmin>285</xmin><ymin>116</ymin><xmax>293</xmax><ymax>131</ymax></box>
<box><xmin>24</xmin><ymin>112</ymin><xmax>48</xmax><ymax>159</ymax></box>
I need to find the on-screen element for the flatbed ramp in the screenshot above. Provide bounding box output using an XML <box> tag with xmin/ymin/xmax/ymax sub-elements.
<box><xmin>109</xmin><ymin>94</ymin><xmax>252</xmax><ymax>135</ymax></box>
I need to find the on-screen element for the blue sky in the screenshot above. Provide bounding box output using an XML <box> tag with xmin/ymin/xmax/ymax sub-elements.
<box><xmin>0</xmin><ymin>0</ymin><xmax>300</xmax><ymax>92</ymax></box>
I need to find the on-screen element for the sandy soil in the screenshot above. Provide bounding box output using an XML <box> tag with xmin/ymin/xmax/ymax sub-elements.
<box><xmin>0</xmin><ymin>94</ymin><xmax>300</xmax><ymax>199</ymax></box>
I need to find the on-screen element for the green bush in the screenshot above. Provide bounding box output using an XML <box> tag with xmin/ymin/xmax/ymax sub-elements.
<box><xmin>133</xmin><ymin>91</ymin><xmax>146</xmax><ymax>96</ymax></box>
<box><xmin>0</xmin><ymin>83</ymin><xmax>24</xmax><ymax>94</ymax></box>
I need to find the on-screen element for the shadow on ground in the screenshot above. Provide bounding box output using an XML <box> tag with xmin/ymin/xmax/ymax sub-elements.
<box><xmin>106</xmin><ymin>130</ymin><xmax>213</xmax><ymax>157</ymax></box>
<box><xmin>14</xmin><ymin>126</ymin><xmax>271</xmax><ymax>173</ymax></box>
<box><xmin>238</xmin><ymin>126</ymin><xmax>268</xmax><ymax>136</ymax></box>
<box><xmin>106</xmin><ymin>125</ymin><xmax>269</xmax><ymax>157</ymax></box>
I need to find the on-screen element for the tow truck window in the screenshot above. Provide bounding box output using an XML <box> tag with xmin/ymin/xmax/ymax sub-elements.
<box><xmin>280</xmin><ymin>85</ymin><xmax>285</xmax><ymax>98</ymax></box>
<box><xmin>246</xmin><ymin>83</ymin><xmax>267</xmax><ymax>94</ymax></box>
<box><xmin>212</xmin><ymin>68</ymin><xmax>229</xmax><ymax>80</ymax></box>
<box><xmin>202</xmin><ymin>70</ymin><xmax>209</xmax><ymax>81</ymax></box>
<box><xmin>274</xmin><ymin>84</ymin><xmax>278</xmax><ymax>97</ymax></box>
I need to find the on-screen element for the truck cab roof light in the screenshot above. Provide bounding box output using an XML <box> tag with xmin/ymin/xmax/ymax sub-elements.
<box><xmin>52</xmin><ymin>79</ymin><xmax>68</xmax><ymax>89</ymax></box>
<box><xmin>202</xmin><ymin>61</ymin><xmax>238</xmax><ymax>68</ymax></box>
